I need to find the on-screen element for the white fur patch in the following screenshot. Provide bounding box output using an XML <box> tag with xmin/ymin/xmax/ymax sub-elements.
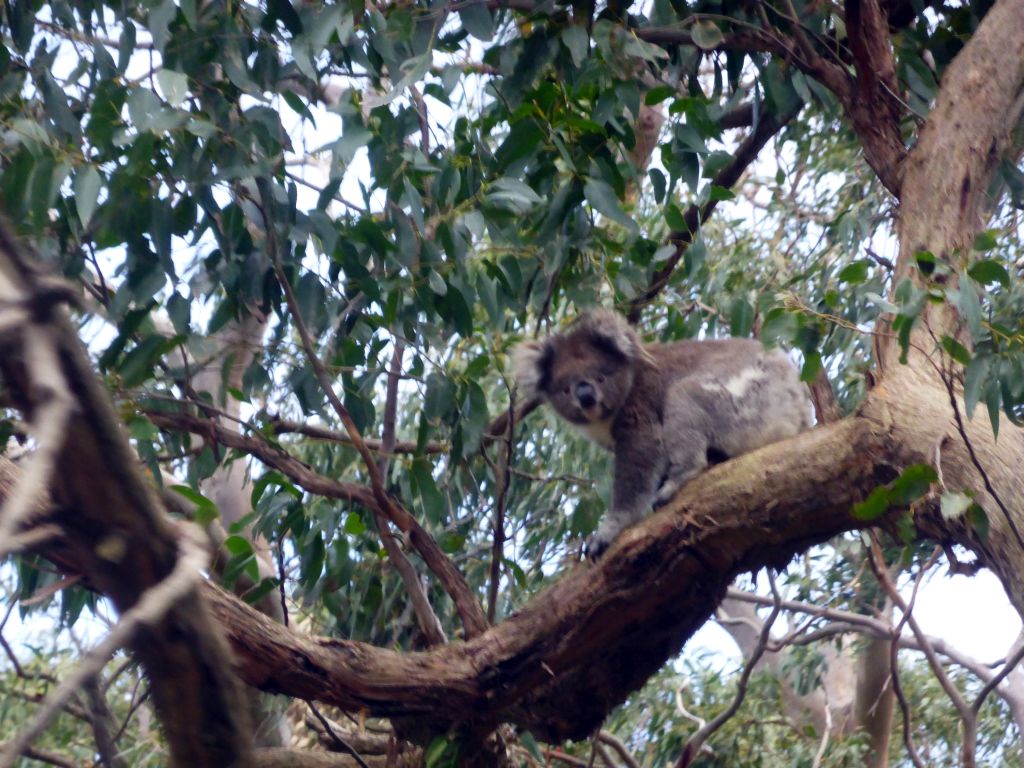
<box><xmin>573</xmin><ymin>418</ymin><xmax>614</xmax><ymax>450</ymax></box>
<box><xmin>511</xmin><ymin>341</ymin><xmax>546</xmax><ymax>399</ymax></box>
<box><xmin>721</xmin><ymin>367</ymin><xmax>767</xmax><ymax>399</ymax></box>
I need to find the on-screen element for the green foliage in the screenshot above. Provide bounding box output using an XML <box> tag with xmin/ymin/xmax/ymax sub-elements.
<box><xmin>1</xmin><ymin>0</ymin><xmax>1023</xmax><ymax>765</ymax></box>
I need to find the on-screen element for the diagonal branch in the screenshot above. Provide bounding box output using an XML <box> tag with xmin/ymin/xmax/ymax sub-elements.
<box><xmin>194</xmin><ymin>415</ymin><xmax>888</xmax><ymax>741</ymax></box>
<box><xmin>0</xmin><ymin>530</ymin><xmax>207</xmax><ymax>768</ymax></box>
<box><xmin>675</xmin><ymin>571</ymin><xmax>783</xmax><ymax>767</ymax></box>
<box><xmin>627</xmin><ymin>99</ymin><xmax>803</xmax><ymax>322</ymax></box>
<box><xmin>254</xmin><ymin>180</ymin><xmax>488</xmax><ymax>638</ymax></box>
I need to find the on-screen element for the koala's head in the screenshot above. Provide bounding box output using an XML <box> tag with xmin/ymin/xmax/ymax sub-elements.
<box><xmin>512</xmin><ymin>310</ymin><xmax>642</xmax><ymax>424</ymax></box>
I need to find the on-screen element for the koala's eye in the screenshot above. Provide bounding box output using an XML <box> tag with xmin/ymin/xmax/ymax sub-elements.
<box><xmin>596</xmin><ymin>374</ymin><xmax>606</xmax><ymax>383</ymax></box>
<box><xmin>563</xmin><ymin>386</ymin><xmax>571</xmax><ymax>395</ymax></box>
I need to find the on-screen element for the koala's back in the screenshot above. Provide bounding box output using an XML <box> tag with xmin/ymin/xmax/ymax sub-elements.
<box><xmin>626</xmin><ymin>337</ymin><xmax>810</xmax><ymax>457</ymax></box>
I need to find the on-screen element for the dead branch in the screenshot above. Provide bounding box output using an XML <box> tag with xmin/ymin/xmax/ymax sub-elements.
<box><xmin>675</xmin><ymin>571</ymin><xmax>783</xmax><ymax>767</ymax></box>
<box><xmin>0</xmin><ymin>530</ymin><xmax>207</xmax><ymax>768</ymax></box>
<box><xmin>0</xmin><ymin>219</ymin><xmax>252</xmax><ymax>767</ymax></box>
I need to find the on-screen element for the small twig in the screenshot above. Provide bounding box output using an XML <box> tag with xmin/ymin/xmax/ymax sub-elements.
<box><xmin>674</xmin><ymin>681</ymin><xmax>705</xmax><ymax>729</ymax></box>
<box><xmin>83</xmin><ymin>676</ymin><xmax>126</xmax><ymax>768</ymax></box>
<box><xmin>0</xmin><ymin>528</ymin><xmax>208</xmax><ymax>768</ymax></box>
<box><xmin>408</xmin><ymin>85</ymin><xmax>431</xmax><ymax>155</ymax></box>
<box><xmin>675</xmin><ymin>571</ymin><xmax>783</xmax><ymax>767</ymax></box>
<box><xmin>868</xmin><ymin>536</ymin><xmax>976</xmax><ymax>765</ymax></box>
<box><xmin>269</xmin><ymin>417</ymin><xmax>446</xmax><ymax>454</ymax></box>
<box><xmin>256</xmin><ymin>179</ymin><xmax>487</xmax><ymax>638</ymax></box>
<box><xmin>507</xmin><ymin>467</ymin><xmax>591</xmax><ymax>486</ymax></box>
<box><xmin>865</xmin><ymin>247</ymin><xmax>894</xmax><ymax>271</ymax></box>
<box><xmin>888</xmin><ymin>629</ymin><xmax>927</xmax><ymax>768</ymax></box>
<box><xmin>972</xmin><ymin>637</ymin><xmax>1024</xmax><ymax>715</ymax></box>
<box><xmin>597</xmin><ymin>731</ymin><xmax>641</xmax><ymax>768</ymax></box>
<box><xmin>486</xmin><ymin>394</ymin><xmax>515</xmax><ymax>623</ymax></box>
<box><xmin>275</xmin><ymin>536</ymin><xmax>289</xmax><ymax>628</ymax></box>
<box><xmin>305</xmin><ymin>702</ymin><xmax>371</xmax><ymax>768</ymax></box>
<box><xmin>111</xmin><ymin>682</ymin><xmax>150</xmax><ymax>745</ymax></box>
<box><xmin>0</xmin><ymin>743</ymin><xmax>78</xmax><ymax>768</ymax></box>
<box><xmin>543</xmin><ymin>748</ymin><xmax>591</xmax><ymax>767</ymax></box>
<box><xmin>940</xmin><ymin>365</ymin><xmax>1024</xmax><ymax>551</ymax></box>
<box><xmin>627</xmin><ymin>98</ymin><xmax>803</xmax><ymax>321</ymax></box>
<box><xmin>374</xmin><ymin>338</ymin><xmax>447</xmax><ymax>646</ymax></box>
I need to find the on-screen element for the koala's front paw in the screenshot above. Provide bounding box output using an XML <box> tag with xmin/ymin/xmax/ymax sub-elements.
<box><xmin>585</xmin><ymin>519</ymin><xmax>623</xmax><ymax>561</ymax></box>
<box><xmin>653</xmin><ymin>477</ymin><xmax>683</xmax><ymax>507</ymax></box>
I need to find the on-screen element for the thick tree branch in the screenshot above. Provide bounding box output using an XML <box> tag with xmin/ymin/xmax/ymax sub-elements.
<box><xmin>843</xmin><ymin>0</ymin><xmax>907</xmax><ymax>193</ymax></box>
<box><xmin>872</xmin><ymin>0</ymin><xmax>1024</xmax><ymax>624</ymax></box>
<box><xmin>0</xmin><ymin>531</ymin><xmax>207</xmax><ymax>768</ymax></box>
<box><xmin>198</xmin><ymin>416</ymin><xmax>889</xmax><ymax>741</ymax></box>
<box><xmin>0</xmin><ymin>222</ymin><xmax>252</xmax><ymax>767</ymax></box>
<box><xmin>5</xmin><ymin>413</ymin><xmax>889</xmax><ymax>742</ymax></box>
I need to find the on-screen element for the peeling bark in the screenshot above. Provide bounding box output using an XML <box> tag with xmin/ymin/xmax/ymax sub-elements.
<box><xmin>0</xmin><ymin>231</ymin><xmax>252</xmax><ymax>766</ymax></box>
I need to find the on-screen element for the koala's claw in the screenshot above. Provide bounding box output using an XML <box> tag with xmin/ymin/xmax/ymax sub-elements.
<box><xmin>585</xmin><ymin>534</ymin><xmax>611</xmax><ymax>561</ymax></box>
<box><xmin>654</xmin><ymin>477</ymin><xmax>683</xmax><ymax>507</ymax></box>
<box><xmin>585</xmin><ymin>519</ymin><xmax>623</xmax><ymax>560</ymax></box>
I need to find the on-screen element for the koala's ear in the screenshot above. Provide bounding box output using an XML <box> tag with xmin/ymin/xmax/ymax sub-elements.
<box><xmin>579</xmin><ymin>309</ymin><xmax>643</xmax><ymax>361</ymax></box>
<box><xmin>511</xmin><ymin>340</ymin><xmax>552</xmax><ymax>399</ymax></box>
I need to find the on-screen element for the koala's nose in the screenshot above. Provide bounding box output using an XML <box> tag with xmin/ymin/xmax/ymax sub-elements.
<box><xmin>575</xmin><ymin>381</ymin><xmax>597</xmax><ymax>409</ymax></box>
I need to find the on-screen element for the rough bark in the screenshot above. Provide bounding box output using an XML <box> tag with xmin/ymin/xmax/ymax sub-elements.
<box><xmin>0</xmin><ymin>231</ymin><xmax>252</xmax><ymax>766</ymax></box>
<box><xmin>198</xmin><ymin>417</ymin><xmax>893</xmax><ymax>741</ymax></box>
<box><xmin>881</xmin><ymin>0</ymin><xmax>1024</xmax><ymax>614</ymax></box>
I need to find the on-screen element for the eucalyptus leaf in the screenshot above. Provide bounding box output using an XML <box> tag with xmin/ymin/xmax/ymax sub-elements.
<box><xmin>73</xmin><ymin>165</ymin><xmax>101</xmax><ymax>227</ymax></box>
<box><xmin>691</xmin><ymin>20</ymin><xmax>725</xmax><ymax>50</ymax></box>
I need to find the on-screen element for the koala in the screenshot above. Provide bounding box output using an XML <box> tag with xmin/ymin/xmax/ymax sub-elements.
<box><xmin>513</xmin><ymin>310</ymin><xmax>811</xmax><ymax>558</ymax></box>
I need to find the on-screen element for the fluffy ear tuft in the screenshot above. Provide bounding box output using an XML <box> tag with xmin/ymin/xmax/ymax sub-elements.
<box><xmin>577</xmin><ymin>309</ymin><xmax>643</xmax><ymax>360</ymax></box>
<box><xmin>511</xmin><ymin>340</ymin><xmax>550</xmax><ymax>399</ymax></box>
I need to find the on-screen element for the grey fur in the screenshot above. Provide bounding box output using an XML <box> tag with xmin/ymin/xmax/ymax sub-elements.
<box><xmin>514</xmin><ymin>310</ymin><xmax>812</xmax><ymax>558</ymax></box>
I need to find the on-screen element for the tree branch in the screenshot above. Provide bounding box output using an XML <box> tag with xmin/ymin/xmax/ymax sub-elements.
<box><xmin>675</xmin><ymin>571</ymin><xmax>783</xmax><ymax>767</ymax></box>
<box><xmin>0</xmin><ymin>220</ymin><xmax>251</xmax><ymax>767</ymax></box>
<box><xmin>841</xmin><ymin>0</ymin><xmax>907</xmax><ymax>193</ymax></box>
<box><xmin>0</xmin><ymin>529</ymin><xmax>207</xmax><ymax>768</ymax></box>
<box><xmin>374</xmin><ymin>339</ymin><xmax>447</xmax><ymax>646</ymax></box>
<box><xmin>268</xmin><ymin>417</ymin><xmax>446</xmax><ymax>455</ymax></box>
<box><xmin>194</xmin><ymin>416</ymin><xmax>889</xmax><ymax>741</ymax></box>
<box><xmin>627</xmin><ymin>98</ymin><xmax>803</xmax><ymax>322</ymax></box>
<box><xmin>257</xmin><ymin>180</ymin><xmax>488</xmax><ymax>638</ymax></box>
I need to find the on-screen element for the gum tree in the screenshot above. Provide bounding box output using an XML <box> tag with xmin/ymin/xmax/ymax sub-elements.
<box><xmin>1</xmin><ymin>0</ymin><xmax>1024</xmax><ymax>765</ymax></box>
